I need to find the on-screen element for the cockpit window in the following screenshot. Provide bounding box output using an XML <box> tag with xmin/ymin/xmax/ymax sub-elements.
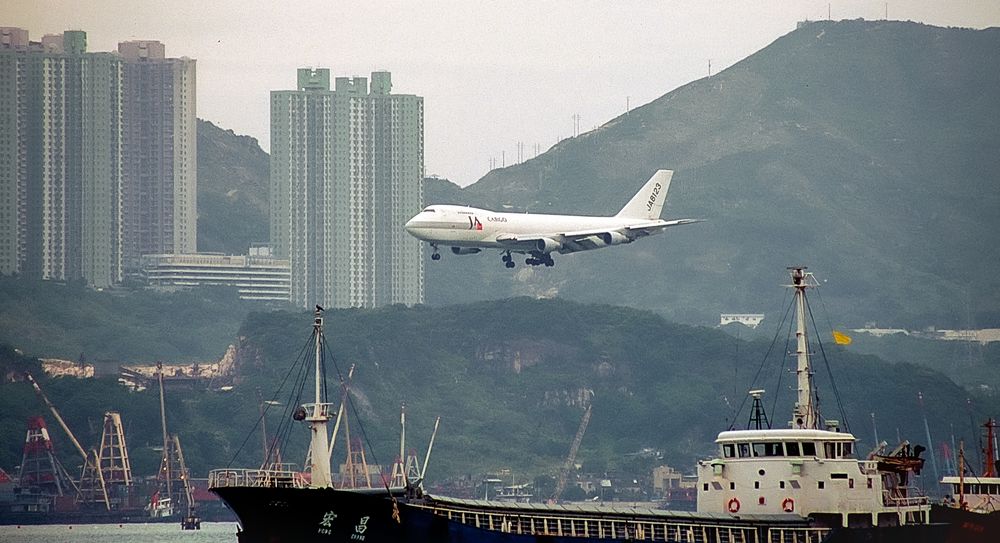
<box><xmin>422</xmin><ymin>207</ymin><xmax>435</xmax><ymax>212</ymax></box>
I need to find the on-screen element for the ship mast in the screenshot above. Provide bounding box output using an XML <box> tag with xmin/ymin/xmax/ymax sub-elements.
<box><xmin>984</xmin><ymin>418</ymin><xmax>997</xmax><ymax>477</ymax></box>
<box><xmin>157</xmin><ymin>362</ymin><xmax>172</xmax><ymax>502</ymax></box>
<box><xmin>788</xmin><ymin>267</ymin><xmax>819</xmax><ymax>430</ymax></box>
<box><xmin>307</xmin><ymin>306</ymin><xmax>333</xmax><ymax>488</ymax></box>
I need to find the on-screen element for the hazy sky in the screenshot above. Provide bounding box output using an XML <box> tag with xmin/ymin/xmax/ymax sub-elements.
<box><xmin>7</xmin><ymin>1</ymin><xmax>1000</xmax><ymax>186</ymax></box>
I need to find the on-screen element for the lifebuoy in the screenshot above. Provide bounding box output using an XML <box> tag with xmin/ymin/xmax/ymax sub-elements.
<box><xmin>727</xmin><ymin>497</ymin><xmax>741</xmax><ymax>513</ymax></box>
<box><xmin>782</xmin><ymin>497</ymin><xmax>795</xmax><ymax>513</ymax></box>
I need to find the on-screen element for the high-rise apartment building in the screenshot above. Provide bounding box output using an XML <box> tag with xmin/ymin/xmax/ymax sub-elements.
<box><xmin>0</xmin><ymin>29</ymin><xmax>123</xmax><ymax>287</ymax></box>
<box><xmin>271</xmin><ymin>69</ymin><xmax>423</xmax><ymax>308</ymax></box>
<box><xmin>0</xmin><ymin>29</ymin><xmax>196</xmax><ymax>288</ymax></box>
<box><xmin>119</xmin><ymin>41</ymin><xmax>197</xmax><ymax>269</ymax></box>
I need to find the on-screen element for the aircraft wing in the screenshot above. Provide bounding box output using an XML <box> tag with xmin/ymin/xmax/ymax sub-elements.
<box><xmin>494</xmin><ymin>233</ymin><xmax>559</xmax><ymax>252</ymax></box>
<box><xmin>621</xmin><ymin>218</ymin><xmax>703</xmax><ymax>238</ymax></box>
<box><xmin>560</xmin><ymin>219</ymin><xmax>702</xmax><ymax>245</ymax></box>
<box><xmin>496</xmin><ymin>219</ymin><xmax>703</xmax><ymax>255</ymax></box>
<box><xmin>496</xmin><ymin>230</ymin><xmax>627</xmax><ymax>255</ymax></box>
<box><xmin>495</xmin><ymin>218</ymin><xmax>702</xmax><ymax>255</ymax></box>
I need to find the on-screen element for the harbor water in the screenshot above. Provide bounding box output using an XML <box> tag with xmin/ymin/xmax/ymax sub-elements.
<box><xmin>0</xmin><ymin>522</ymin><xmax>238</xmax><ymax>543</ymax></box>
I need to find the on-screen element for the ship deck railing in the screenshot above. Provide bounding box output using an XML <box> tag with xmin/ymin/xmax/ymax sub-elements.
<box><xmin>208</xmin><ymin>467</ymin><xmax>308</xmax><ymax>489</ymax></box>
<box><xmin>416</xmin><ymin>496</ymin><xmax>832</xmax><ymax>543</ymax></box>
<box><xmin>882</xmin><ymin>487</ymin><xmax>930</xmax><ymax>508</ymax></box>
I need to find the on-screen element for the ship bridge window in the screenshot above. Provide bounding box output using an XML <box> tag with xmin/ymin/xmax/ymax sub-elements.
<box><xmin>802</xmin><ymin>442</ymin><xmax>817</xmax><ymax>456</ymax></box>
<box><xmin>823</xmin><ymin>442</ymin><xmax>853</xmax><ymax>459</ymax></box>
<box><xmin>825</xmin><ymin>443</ymin><xmax>836</xmax><ymax>459</ymax></box>
<box><xmin>786</xmin><ymin>442</ymin><xmax>801</xmax><ymax>456</ymax></box>
<box><xmin>738</xmin><ymin>443</ymin><xmax>751</xmax><ymax>458</ymax></box>
<box><xmin>723</xmin><ymin>444</ymin><xmax>736</xmax><ymax>458</ymax></box>
<box><xmin>751</xmin><ymin>442</ymin><xmax>784</xmax><ymax>457</ymax></box>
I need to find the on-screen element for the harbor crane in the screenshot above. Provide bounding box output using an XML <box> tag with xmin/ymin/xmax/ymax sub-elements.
<box><xmin>551</xmin><ymin>404</ymin><xmax>593</xmax><ymax>503</ymax></box>
<box><xmin>154</xmin><ymin>362</ymin><xmax>200</xmax><ymax>529</ymax></box>
<box><xmin>25</xmin><ymin>372</ymin><xmax>111</xmax><ymax>510</ymax></box>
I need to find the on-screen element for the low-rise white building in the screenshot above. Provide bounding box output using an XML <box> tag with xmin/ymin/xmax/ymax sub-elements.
<box><xmin>141</xmin><ymin>248</ymin><xmax>290</xmax><ymax>302</ymax></box>
<box><xmin>720</xmin><ymin>314</ymin><xmax>765</xmax><ymax>329</ymax></box>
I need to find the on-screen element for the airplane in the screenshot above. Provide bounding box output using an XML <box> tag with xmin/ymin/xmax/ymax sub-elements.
<box><xmin>403</xmin><ymin>169</ymin><xmax>700</xmax><ymax>268</ymax></box>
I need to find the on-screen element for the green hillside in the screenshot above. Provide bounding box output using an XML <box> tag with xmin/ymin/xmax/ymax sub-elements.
<box><xmin>2</xmin><ymin>299</ymin><xmax>988</xmax><ymax>484</ymax></box>
<box><xmin>424</xmin><ymin>21</ymin><xmax>1000</xmax><ymax>329</ymax></box>
<box><xmin>196</xmin><ymin>119</ymin><xmax>270</xmax><ymax>254</ymax></box>
<box><xmin>0</xmin><ymin>277</ymin><xmax>249</xmax><ymax>365</ymax></box>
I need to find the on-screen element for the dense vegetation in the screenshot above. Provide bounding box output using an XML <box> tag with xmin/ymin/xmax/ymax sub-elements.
<box><xmin>0</xmin><ymin>277</ymin><xmax>252</xmax><ymax>364</ymax></box>
<box><xmin>1</xmin><ymin>298</ymin><xmax>991</xmax><ymax>487</ymax></box>
<box><xmin>196</xmin><ymin>119</ymin><xmax>270</xmax><ymax>254</ymax></box>
<box><xmin>843</xmin><ymin>332</ymin><xmax>1000</xmax><ymax>392</ymax></box>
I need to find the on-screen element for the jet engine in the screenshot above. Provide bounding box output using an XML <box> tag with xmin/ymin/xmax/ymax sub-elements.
<box><xmin>598</xmin><ymin>231</ymin><xmax>630</xmax><ymax>246</ymax></box>
<box><xmin>450</xmin><ymin>247</ymin><xmax>481</xmax><ymax>255</ymax></box>
<box><xmin>534</xmin><ymin>238</ymin><xmax>562</xmax><ymax>254</ymax></box>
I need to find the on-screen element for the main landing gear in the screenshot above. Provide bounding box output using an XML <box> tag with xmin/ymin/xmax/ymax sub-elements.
<box><xmin>501</xmin><ymin>251</ymin><xmax>515</xmax><ymax>269</ymax></box>
<box><xmin>525</xmin><ymin>252</ymin><xmax>555</xmax><ymax>267</ymax></box>
<box><xmin>430</xmin><ymin>244</ymin><xmax>441</xmax><ymax>261</ymax></box>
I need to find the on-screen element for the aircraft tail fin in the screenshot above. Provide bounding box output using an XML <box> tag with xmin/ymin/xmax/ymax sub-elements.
<box><xmin>615</xmin><ymin>170</ymin><xmax>674</xmax><ymax>220</ymax></box>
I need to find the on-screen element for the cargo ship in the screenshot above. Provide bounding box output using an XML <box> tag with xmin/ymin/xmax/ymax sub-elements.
<box><xmin>932</xmin><ymin>418</ymin><xmax>1000</xmax><ymax>543</ymax></box>
<box><xmin>211</xmin><ymin>268</ymin><xmax>949</xmax><ymax>542</ymax></box>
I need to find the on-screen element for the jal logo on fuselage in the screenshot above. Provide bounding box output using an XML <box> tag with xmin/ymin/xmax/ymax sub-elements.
<box><xmin>645</xmin><ymin>183</ymin><xmax>662</xmax><ymax>211</ymax></box>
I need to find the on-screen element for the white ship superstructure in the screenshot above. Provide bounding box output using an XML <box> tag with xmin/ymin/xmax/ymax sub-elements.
<box><xmin>696</xmin><ymin>267</ymin><xmax>931</xmax><ymax>528</ymax></box>
<box><xmin>941</xmin><ymin>418</ymin><xmax>999</xmax><ymax>513</ymax></box>
<box><xmin>942</xmin><ymin>474</ymin><xmax>1000</xmax><ymax>513</ymax></box>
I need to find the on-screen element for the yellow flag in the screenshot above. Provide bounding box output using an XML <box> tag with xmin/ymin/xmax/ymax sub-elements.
<box><xmin>832</xmin><ymin>331</ymin><xmax>852</xmax><ymax>345</ymax></box>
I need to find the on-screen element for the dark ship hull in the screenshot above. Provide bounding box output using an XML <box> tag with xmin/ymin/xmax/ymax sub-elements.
<box><xmin>213</xmin><ymin>485</ymin><xmax>949</xmax><ymax>543</ymax></box>
<box><xmin>931</xmin><ymin>504</ymin><xmax>1000</xmax><ymax>543</ymax></box>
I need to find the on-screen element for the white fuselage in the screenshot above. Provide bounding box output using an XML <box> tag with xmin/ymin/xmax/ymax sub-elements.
<box><xmin>404</xmin><ymin>205</ymin><xmax>656</xmax><ymax>251</ymax></box>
